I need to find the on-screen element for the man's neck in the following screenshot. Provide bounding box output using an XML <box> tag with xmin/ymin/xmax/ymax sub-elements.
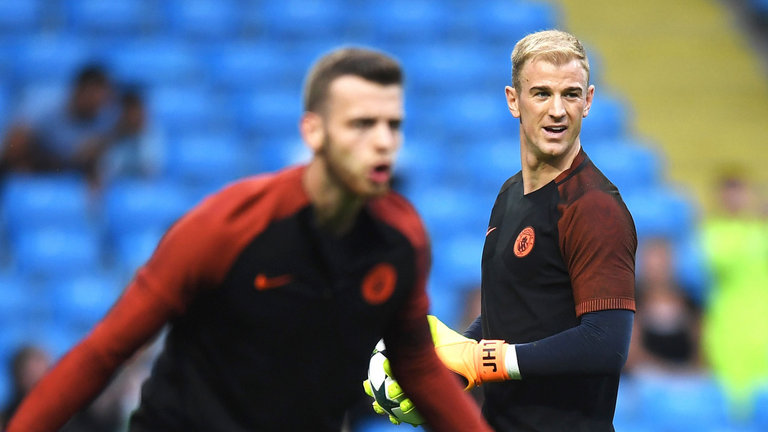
<box><xmin>520</xmin><ymin>143</ymin><xmax>581</xmax><ymax>195</ymax></box>
<box><xmin>303</xmin><ymin>159</ymin><xmax>365</xmax><ymax>235</ymax></box>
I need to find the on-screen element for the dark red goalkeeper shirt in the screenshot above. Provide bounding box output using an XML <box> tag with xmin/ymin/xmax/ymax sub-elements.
<box><xmin>480</xmin><ymin>149</ymin><xmax>637</xmax><ymax>431</ymax></box>
<box><xmin>8</xmin><ymin>165</ymin><xmax>489</xmax><ymax>432</ymax></box>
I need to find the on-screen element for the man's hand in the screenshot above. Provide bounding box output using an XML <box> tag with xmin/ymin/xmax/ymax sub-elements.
<box><xmin>428</xmin><ymin>315</ymin><xmax>510</xmax><ymax>390</ymax></box>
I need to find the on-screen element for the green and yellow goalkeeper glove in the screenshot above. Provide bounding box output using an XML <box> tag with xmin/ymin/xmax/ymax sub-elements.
<box><xmin>427</xmin><ymin>315</ymin><xmax>511</xmax><ymax>390</ymax></box>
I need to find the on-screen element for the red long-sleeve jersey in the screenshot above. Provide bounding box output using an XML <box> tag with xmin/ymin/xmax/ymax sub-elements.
<box><xmin>8</xmin><ymin>165</ymin><xmax>490</xmax><ymax>432</ymax></box>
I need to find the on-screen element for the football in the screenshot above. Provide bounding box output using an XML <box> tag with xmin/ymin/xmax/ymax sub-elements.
<box><xmin>363</xmin><ymin>339</ymin><xmax>424</xmax><ymax>425</ymax></box>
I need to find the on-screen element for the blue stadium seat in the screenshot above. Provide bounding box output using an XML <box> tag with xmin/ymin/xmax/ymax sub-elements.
<box><xmin>753</xmin><ymin>385</ymin><xmax>768</xmax><ymax>429</ymax></box>
<box><xmin>454</xmin><ymin>137</ymin><xmax>522</xmax><ymax>191</ymax></box>
<box><xmin>206</xmin><ymin>43</ymin><xmax>293</xmax><ymax>92</ymax></box>
<box><xmin>635</xmin><ymin>373</ymin><xmax>731</xmax><ymax>431</ymax></box>
<box><xmin>431</xmin><ymin>91</ymin><xmax>516</xmax><ymax>143</ymax></box>
<box><xmin>233</xmin><ymin>89</ymin><xmax>303</xmax><ymax>139</ymax></box>
<box><xmin>251</xmin><ymin>0</ymin><xmax>347</xmax><ymax>40</ymax></box>
<box><xmin>106</xmin><ymin>39</ymin><xmax>202</xmax><ymax>88</ymax></box>
<box><xmin>252</xmin><ymin>137</ymin><xmax>311</xmax><ymax>174</ymax></box>
<box><xmin>47</xmin><ymin>272</ymin><xmax>123</xmax><ymax>332</ymax></box>
<box><xmin>164</xmin><ymin>0</ymin><xmax>241</xmax><ymax>41</ymax></box>
<box><xmin>623</xmin><ymin>186</ymin><xmax>698</xmax><ymax>240</ymax></box>
<box><xmin>468</xmin><ymin>0</ymin><xmax>561</xmax><ymax>45</ymax></box>
<box><xmin>111</xmin><ymin>227</ymin><xmax>165</xmax><ymax>277</ymax></box>
<box><xmin>65</xmin><ymin>0</ymin><xmax>150</xmax><ymax>37</ymax></box>
<box><xmin>581</xmin><ymin>93</ymin><xmax>632</xmax><ymax>143</ymax></box>
<box><xmin>399</xmin><ymin>43</ymin><xmax>503</xmax><ymax>95</ymax></box>
<box><xmin>426</xmin><ymin>283</ymin><xmax>466</xmax><ymax>330</ymax></box>
<box><xmin>0</xmin><ymin>272</ymin><xmax>38</xmax><ymax>325</ymax></box>
<box><xmin>12</xmin><ymin>35</ymin><xmax>91</xmax><ymax>85</ymax></box>
<box><xmin>103</xmin><ymin>179</ymin><xmax>192</xmax><ymax>237</ymax></box>
<box><xmin>431</xmin><ymin>233</ymin><xmax>485</xmax><ymax>291</ymax></box>
<box><xmin>11</xmin><ymin>227</ymin><xmax>102</xmax><ymax>278</ymax></box>
<box><xmin>586</xmin><ymin>141</ymin><xmax>663</xmax><ymax>195</ymax></box>
<box><xmin>672</xmin><ymin>233</ymin><xmax>711</xmax><ymax>304</ymax></box>
<box><xmin>354</xmin><ymin>0</ymin><xmax>454</xmax><ymax>44</ymax></box>
<box><xmin>1</xmin><ymin>173</ymin><xmax>93</xmax><ymax>235</ymax></box>
<box><xmin>148</xmin><ymin>85</ymin><xmax>227</xmax><ymax>134</ymax></box>
<box><xmin>165</xmin><ymin>133</ymin><xmax>248</xmax><ymax>189</ymax></box>
<box><xmin>394</xmin><ymin>139</ymin><xmax>451</xmax><ymax>187</ymax></box>
<box><xmin>0</xmin><ymin>1</ymin><xmax>44</xmax><ymax>35</ymax></box>
<box><xmin>13</xmin><ymin>82</ymin><xmax>69</xmax><ymax>120</ymax></box>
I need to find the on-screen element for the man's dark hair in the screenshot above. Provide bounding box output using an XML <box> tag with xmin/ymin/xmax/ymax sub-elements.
<box><xmin>303</xmin><ymin>47</ymin><xmax>403</xmax><ymax>112</ymax></box>
<box><xmin>73</xmin><ymin>63</ymin><xmax>109</xmax><ymax>88</ymax></box>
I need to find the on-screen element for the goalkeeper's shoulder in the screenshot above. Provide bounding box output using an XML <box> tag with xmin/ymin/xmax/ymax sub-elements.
<box><xmin>368</xmin><ymin>192</ymin><xmax>429</xmax><ymax>250</ymax></box>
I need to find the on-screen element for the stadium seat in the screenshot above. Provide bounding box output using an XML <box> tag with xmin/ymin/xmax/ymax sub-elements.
<box><xmin>103</xmin><ymin>179</ymin><xmax>192</xmax><ymax>237</ymax></box>
<box><xmin>250</xmin><ymin>0</ymin><xmax>347</xmax><ymax>41</ymax></box>
<box><xmin>47</xmin><ymin>272</ymin><xmax>123</xmax><ymax>332</ymax></box>
<box><xmin>0</xmin><ymin>272</ymin><xmax>38</xmax><ymax>325</ymax></box>
<box><xmin>753</xmin><ymin>385</ymin><xmax>768</xmax><ymax>429</ymax></box>
<box><xmin>467</xmin><ymin>0</ymin><xmax>561</xmax><ymax>45</ymax></box>
<box><xmin>580</xmin><ymin>93</ymin><xmax>632</xmax><ymax>143</ymax></box>
<box><xmin>431</xmin><ymin>233</ymin><xmax>485</xmax><ymax>292</ymax></box>
<box><xmin>399</xmin><ymin>43</ymin><xmax>503</xmax><ymax>95</ymax></box>
<box><xmin>426</xmin><ymin>284</ymin><xmax>466</xmax><ymax>331</ymax></box>
<box><xmin>453</xmin><ymin>137</ymin><xmax>523</xmax><ymax>191</ymax></box>
<box><xmin>353</xmin><ymin>0</ymin><xmax>454</xmax><ymax>44</ymax></box>
<box><xmin>65</xmin><ymin>0</ymin><xmax>150</xmax><ymax>37</ymax></box>
<box><xmin>11</xmin><ymin>227</ymin><xmax>102</xmax><ymax>278</ymax></box>
<box><xmin>164</xmin><ymin>0</ymin><xmax>241</xmax><ymax>42</ymax></box>
<box><xmin>586</xmin><ymin>141</ymin><xmax>663</xmax><ymax>194</ymax></box>
<box><xmin>672</xmin><ymin>233</ymin><xmax>711</xmax><ymax>304</ymax></box>
<box><xmin>251</xmin><ymin>137</ymin><xmax>311</xmax><ymax>174</ymax></box>
<box><xmin>1</xmin><ymin>173</ymin><xmax>93</xmax><ymax>235</ymax></box>
<box><xmin>623</xmin><ymin>186</ymin><xmax>698</xmax><ymax>240</ymax></box>
<box><xmin>635</xmin><ymin>372</ymin><xmax>731</xmax><ymax>431</ymax></box>
<box><xmin>0</xmin><ymin>1</ymin><xmax>44</xmax><ymax>36</ymax></box>
<box><xmin>205</xmin><ymin>42</ymin><xmax>294</xmax><ymax>92</ymax></box>
<box><xmin>233</xmin><ymin>89</ymin><xmax>303</xmax><ymax>139</ymax></box>
<box><xmin>431</xmin><ymin>91</ymin><xmax>516</xmax><ymax>143</ymax></box>
<box><xmin>106</xmin><ymin>39</ymin><xmax>202</xmax><ymax>88</ymax></box>
<box><xmin>165</xmin><ymin>133</ymin><xmax>247</xmax><ymax>187</ymax></box>
<box><xmin>12</xmin><ymin>34</ymin><xmax>91</xmax><ymax>85</ymax></box>
<box><xmin>148</xmin><ymin>85</ymin><xmax>228</xmax><ymax>134</ymax></box>
<box><xmin>111</xmin><ymin>227</ymin><xmax>165</xmax><ymax>277</ymax></box>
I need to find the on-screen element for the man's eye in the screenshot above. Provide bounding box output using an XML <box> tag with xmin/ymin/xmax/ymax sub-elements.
<box><xmin>389</xmin><ymin>120</ymin><xmax>402</xmax><ymax>131</ymax></box>
<box><xmin>352</xmin><ymin>119</ymin><xmax>375</xmax><ymax>129</ymax></box>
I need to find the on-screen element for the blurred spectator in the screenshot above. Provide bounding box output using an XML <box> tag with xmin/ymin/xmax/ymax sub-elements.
<box><xmin>0</xmin><ymin>345</ymin><xmax>51</xmax><ymax>429</ymax></box>
<box><xmin>700</xmin><ymin>172</ymin><xmax>768</xmax><ymax>417</ymax></box>
<box><xmin>626</xmin><ymin>237</ymin><xmax>702</xmax><ymax>373</ymax></box>
<box><xmin>0</xmin><ymin>64</ymin><xmax>119</xmax><ymax>184</ymax></box>
<box><xmin>97</xmin><ymin>89</ymin><xmax>166</xmax><ymax>187</ymax></box>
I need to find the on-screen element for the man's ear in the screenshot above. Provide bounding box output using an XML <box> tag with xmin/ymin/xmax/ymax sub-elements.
<box><xmin>505</xmin><ymin>86</ymin><xmax>521</xmax><ymax>118</ymax></box>
<box><xmin>300</xmin><ymin>111</ymin><xmax>324</xmax><ymax>153</ymax></box>
<box><xmin>582</xmin><ymin>84</ymin><xmax>595</xmax><ymax>118</ymax></box>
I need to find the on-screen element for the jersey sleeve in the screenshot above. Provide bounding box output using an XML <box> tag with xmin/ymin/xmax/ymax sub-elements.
<box><xmin>558</xmin><ymin>190</ymin><xmax>637</xmax><ymax>316</ymax></box>
<box><xmin>6</xmin><ymin>186</ymin><xmax>247</xmax><ymax>432</ymax></box>
<box><xmin>373</xmin><ymin>197</ymin><xmax>490</xmax><ymax>431</ymax></box>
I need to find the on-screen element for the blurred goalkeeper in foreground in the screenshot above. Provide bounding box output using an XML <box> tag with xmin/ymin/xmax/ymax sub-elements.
<box><xmin>7</xmin><ymin>47</ymin><xmax>491</xmax><ymax>432</ymax></box>
<box><xmin>370</xmin><ymin>30</ymin><xmax>637</xmax><ymax>431</ymax></box>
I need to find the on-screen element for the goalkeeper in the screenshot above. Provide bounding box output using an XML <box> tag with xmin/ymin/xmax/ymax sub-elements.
<box><xmin>7</xmin><ymin>47</ymin><xmax>491</xmax><ymax>432</ymax></box>
<box><xmin>370</xmin><ymin>30</ymin><xmax>636</xmax><ymax>432</ymax></box>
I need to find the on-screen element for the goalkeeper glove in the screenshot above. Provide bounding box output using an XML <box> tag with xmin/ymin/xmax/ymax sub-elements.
<box><xmin>428</xmin><ymin>315</ymin><xmax>514</xmax><ymax>390</ymax></box>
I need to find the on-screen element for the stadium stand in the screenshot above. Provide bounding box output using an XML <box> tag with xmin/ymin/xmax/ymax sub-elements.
<box><xmin>0</xmin><ymin>1</ymin><xmax>764</xmax><ymax>431</ymax></box>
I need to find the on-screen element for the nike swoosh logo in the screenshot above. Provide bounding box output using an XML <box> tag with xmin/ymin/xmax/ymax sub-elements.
<box><xmin>486</xmin><ymin>226</ymin><xmax>497</xmax><ymax>236</ymax></box>
<box><xmin>254</xmin><ymin>273</ymin><xmax>294</xmax><ymax>291</ymax></box>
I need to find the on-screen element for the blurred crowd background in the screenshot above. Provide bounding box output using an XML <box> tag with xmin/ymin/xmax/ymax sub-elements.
<box><xmin>0</xmin><ymin>0</ymin><xmax>767</xmax><ymax>431</ymax></box>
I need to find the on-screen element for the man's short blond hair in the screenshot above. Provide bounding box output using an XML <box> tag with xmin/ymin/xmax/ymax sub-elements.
<box><xmin>511</xmin><ymin>30</ymin><xmax>590</xmax><ymax>91</ymax></box>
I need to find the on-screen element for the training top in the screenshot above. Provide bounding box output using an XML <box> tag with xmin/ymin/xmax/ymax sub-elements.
<box><xmin>8</xmin><ymin>165</ymin><xmax>489</xmax><ymax>432</ymax></box>
<box><xmin>480</xmin><ymin>149</ymin><xmax>637</xmax><ymax>432</ymax></box>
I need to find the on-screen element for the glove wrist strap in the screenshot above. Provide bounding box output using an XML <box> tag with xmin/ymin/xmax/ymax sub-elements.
<box><xmin>476</xmin><ymin>340</ymin><xmax>510</xmax><ymax>382</ymax></box>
